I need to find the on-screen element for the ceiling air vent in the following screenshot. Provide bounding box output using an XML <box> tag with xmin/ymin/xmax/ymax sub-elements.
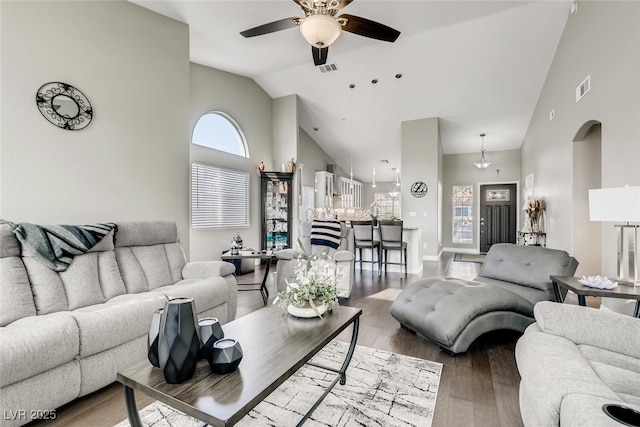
<box><xmin>317</xmin><ymin>63</ymin><xmax>338</xmax><ymax>73</ymax></box>
<box><xmin>576</xmin><ymin>75</ymin><xmax>591</xmax><ymax>102</ymax></box>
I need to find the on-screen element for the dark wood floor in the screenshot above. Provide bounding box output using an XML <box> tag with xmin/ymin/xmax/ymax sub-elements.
<box><xmin>31</xmin><ymin>253</ymin><xmax>523</xmax><ymax>427</ymax></box>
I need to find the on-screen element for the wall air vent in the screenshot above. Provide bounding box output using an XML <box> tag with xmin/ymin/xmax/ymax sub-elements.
<box><xmin>576</xmin><ymin>75</ymin><xmax>591</xmax><ymax>102</ymax></box>
<box><xmin>317</xmin><ymin>63</ymin><xmax>338</xmax><ymax>73</ymax></box>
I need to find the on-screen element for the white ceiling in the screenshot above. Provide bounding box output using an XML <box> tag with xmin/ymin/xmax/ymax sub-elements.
<box><xmin>131</xmin><ymin>0</ymin><xmax>571</xmax><ymax>182</ymax></box>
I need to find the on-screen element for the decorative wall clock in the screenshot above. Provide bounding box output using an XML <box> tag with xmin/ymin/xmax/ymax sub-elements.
<box><xmin>36</xmin><ymin>82</ymin><xmax>93</xmax><ymax>130</ymax></box>
<box><xmin>410</xmin><ymin>181</ymin><xmax>428</xmax><ymax>198</ymax></box>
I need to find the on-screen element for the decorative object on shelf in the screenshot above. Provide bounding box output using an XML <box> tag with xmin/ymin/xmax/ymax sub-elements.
<box><xmin>207</xmin><ymin>338</ymin><xmax>243</xmax><ymax>374</ymax></box>
<box><xmin>410</xmin><ymin>181</ymin><xmax>428</xmax><ymax>198</ymax></box>
<box><xmin>198</xmin><ymin>317</ymin><xmax>224</xmax><ymax>359</ymax></box>
<box><xmin>230</xmin><ymin>233</ymin><xmax>243</xmax><ymax>255</ymax></box>
<box><xmin>158</xmin><ymin>298</ymin><xmax>200</xmax><ymax>384</ymax></box>
<box><xmin>258</xmin><ymin>161</ymin><xmax>265</xmax><ymax>172</ymax></box>
<box><xmin>522</xmin><ymin>197</ymin><xmax>546</xmax><ymax>233</ymax></box>
<box><xmin>473</xmin><ymin>133</ymin><xmax>492</xmax><ymax>169</ymax></box>
<box><xmin>273</xmin><ymin>241</ymin><xmax>340</xmax><ymax>319</ymax></box>
<box><xmin>370</xmin><ymin>201</ymin><xmax>380</xmax><ymax>225</ymax></box>
<box><xmin>589</xmin><ymin>186</ymin><xmax>640</xmax><ymax>286</ymax></box>
<box><xmin>36</xmin><ymin>82</ymin><xmax>93</xmax><ymax>130</ymax></box>
<box><xmin>287</xmin><ymin>158</ymin><xmax>296</xmax><ymax>173</ymax></box>
<box><xmin>147</xmin><ymin>308</ymin><xmax>163</xmax><ymax>368</ymax></box>
<box><xmin>577</xmin><ymin>275</ymin><xmax>618</xmax><ymax>290</ymax></box>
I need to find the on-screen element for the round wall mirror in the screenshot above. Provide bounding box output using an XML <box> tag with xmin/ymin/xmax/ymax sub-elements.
<box><xmin>36</xmin><ymin>82</ymin><xmax>93</xmax><ymax>130</ymax></box>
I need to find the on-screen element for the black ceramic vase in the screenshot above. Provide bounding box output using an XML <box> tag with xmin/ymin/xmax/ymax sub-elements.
<box><xmin>198</xmin><ymin>317</ymin><xmax>224</xmax><ymax>359</ymax></box>
<box><xmin>158</xmin><ymin>297</ymin><xmax>200</xmax><ymax>384</ymax></box>
<box><xmin>207</xmin><ymin>338</ymin><xmax>243</xmax><ymax>375</ymax></box>
<box><xmin>147</xmin><ymin>308</ymin><xmax>163</xmax><ymax>368</ymax></box>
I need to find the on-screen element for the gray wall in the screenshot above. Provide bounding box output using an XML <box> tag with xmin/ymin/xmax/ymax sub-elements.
<box><xmin>298</xmin><ymin>128</ymin><xmax>346</xmax><ymax>189</ymax></box>
<box><xmin>401</xmin><ymin>118</ymin><xmax>442</xmax><ymax>259</ymax></box>
<box><xmin>442</xmin><ymin>149</ymin><xmax>521</xmax><ymax>251</ymax></box>
<box><xmin>520</xmin><ymin>1</ymin><xmax>639</xmax><ymax>313</ymax></box>
<box><xmin>189</xmin><ymin>63</ymin><xmax>274</xmax><ymax>261</ymax></box>
<box><xmin>0</xmin><ymin>0</ymin><xmax>191</xmax><ymax>251</ymax></box>
<box><xmin>572</xmin><ymin>125</ymin><xmax>601</xmax><ymax>276</ymax></box>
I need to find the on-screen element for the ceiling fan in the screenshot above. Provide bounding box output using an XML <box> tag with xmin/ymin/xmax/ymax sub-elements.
<box><xmin>240</xmin><ymin>0</ymin><xmax>401</xmax><ymax>66</ymax></box>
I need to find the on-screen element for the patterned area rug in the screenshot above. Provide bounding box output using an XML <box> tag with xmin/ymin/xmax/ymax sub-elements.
<box><xmin>115</xmin><ymin>341</ymin><xmax>442</xmax><ymax>427</ymax></box>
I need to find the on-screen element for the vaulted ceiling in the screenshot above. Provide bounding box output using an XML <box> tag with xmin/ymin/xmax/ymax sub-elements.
<box><xmin>131</xmin><ymin>1</ymin><xmax>571</xmax><ymax>181</ymax></box>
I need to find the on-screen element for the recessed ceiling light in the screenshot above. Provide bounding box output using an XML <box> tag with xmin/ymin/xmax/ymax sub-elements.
<box><xmin>313</xmin><ymin>127</ymin><xmax>319</xmax><ymax>131</ymax></box>
<box><xmin>380</xmin><ymin>159</ymin><xmax>389</xmax><ymax>164</ymax></box>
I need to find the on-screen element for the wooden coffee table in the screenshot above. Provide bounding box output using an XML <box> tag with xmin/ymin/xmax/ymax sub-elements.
<box><xmin>551</xmin><ymin>275</ymin><xmax>640</xmax><ymax>317</ymax></box>
<box><xmin>117</xmin><ymin>305</ymin><xmax>361</xmax><ymax>427</ymax></box>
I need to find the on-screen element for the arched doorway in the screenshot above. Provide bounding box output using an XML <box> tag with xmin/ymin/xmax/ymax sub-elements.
<box><xmin>572</xmin><ymin>120</ymin><xmax>602</xmax><ymax>277</ymax></box>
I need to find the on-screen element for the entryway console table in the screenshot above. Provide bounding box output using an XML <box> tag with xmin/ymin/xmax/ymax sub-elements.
<box><xmin>517</xmin><ymin>231</ymin><xmax>546</xmax><ymax>247</ymax></box>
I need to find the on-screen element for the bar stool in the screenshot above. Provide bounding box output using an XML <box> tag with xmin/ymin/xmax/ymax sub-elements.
<box><xmin>379</xmin><ymin>220</ymin><xmax>407</xmax><ymax>277</ymax></box>
<box><xmin>350</xmin><ymin>220</ymin><xmax>381</xmax><ymax>273</ymax></box>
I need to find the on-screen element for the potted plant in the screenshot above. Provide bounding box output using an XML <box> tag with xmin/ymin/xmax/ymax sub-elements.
<box><xmin>370</xmin><ymin>201</ymin><xmax>381</xmax><ymax>225</ymax></box>
<box><xmin>273</xmin><ymin>242</ymin><xmax>340</xmax><ymax>318</ymax></box>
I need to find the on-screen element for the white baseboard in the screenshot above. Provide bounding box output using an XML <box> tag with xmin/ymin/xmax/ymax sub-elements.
<box><xmin>442</xmin><ymin>247</ymin><xmax>479</xmax><ymax>254</ymax></box>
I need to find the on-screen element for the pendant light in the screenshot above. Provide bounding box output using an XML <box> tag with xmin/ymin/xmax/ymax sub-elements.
<box><xmin>388</xmin><ymin>167</ymin><xmax>400</xmax><ymax>198</ymax></box>
<box><xmin>473</xmin><ymin>133</ymin><xmax>492</xmax><ymax>169</ymax></box>
<box><xmin>372</xmin><ymin>166</ymin><xmax>376</xmax><ymax>188</ymax></box>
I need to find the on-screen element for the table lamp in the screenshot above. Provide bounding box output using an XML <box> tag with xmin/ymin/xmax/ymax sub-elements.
<box><xmin>589</xmin><ymin>186</ymin><xmax>640</xmax><ymax>286</ymax></box>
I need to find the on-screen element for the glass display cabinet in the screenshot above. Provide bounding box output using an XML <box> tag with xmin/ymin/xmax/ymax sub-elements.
<box><xmin>261</xmin><ymin>172</ymin><xmax>294</xmax><ymax>252</ymax></box>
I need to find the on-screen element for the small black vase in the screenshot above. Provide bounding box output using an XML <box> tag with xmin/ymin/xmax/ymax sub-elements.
<box><xmin>147</xmin><ymin>308</ymin><xmax>163</xmax><ymax>367</ymax></box>
<box><xmin>198</xmin><ymin>317</ymin><xmax>224</xmax><ymax>359</ymax></box>
<box><xmin>158</xmin><ymin>298</ymin><xmax>200</xmax><ymax>384</ymax></box>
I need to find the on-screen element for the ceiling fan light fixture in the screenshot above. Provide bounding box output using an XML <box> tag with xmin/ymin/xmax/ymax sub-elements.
<box><xmin>299</xmin><ymin>14</ymin><xmax>342</xmax><ymax>47</ymax></box>
<box><xmin>473</xmin><ymin>133</ymin><xmax>492</xmax><ymax>169</ymax></box>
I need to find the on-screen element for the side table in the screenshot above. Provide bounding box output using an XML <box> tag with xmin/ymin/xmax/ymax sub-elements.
<box><xmin>221</xmin><ymin>251</ymin><xmax>275</xmax><ymax>305</ymax></box>
<box><xmin>550</xmin><ymin>275</ymin><xmax>640</xmax><ymax>318</ymax></box>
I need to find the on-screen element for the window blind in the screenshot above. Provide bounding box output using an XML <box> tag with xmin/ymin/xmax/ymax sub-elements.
<box><xmin>191</xmin><ymin>162</ymin><xmax>250</xmax><ymax>229</ymax></box>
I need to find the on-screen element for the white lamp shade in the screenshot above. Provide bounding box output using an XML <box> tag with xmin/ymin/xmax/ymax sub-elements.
<box><xmin>589</xmin><ymin>186</ymin><xmax>640</xmax><ymax>222</ymax></box>
<box><xmin>299</xmin><ymin>14</ymin><xmax>341</xmax><ymax>47</ymax></box>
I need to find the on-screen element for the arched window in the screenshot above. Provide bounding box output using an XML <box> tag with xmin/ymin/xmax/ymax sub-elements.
<box><xmin>192</xmin><ymin>111</ymin><xmax>249</xmax><ymax>157</ymax></box>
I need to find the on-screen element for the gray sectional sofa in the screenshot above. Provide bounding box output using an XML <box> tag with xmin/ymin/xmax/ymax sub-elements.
<box><xmin>0</xmin><ymin>221</ymin><xmax>237</xmax><ymax>427</ymax></box>
<box><xmin>390</xmin><ymin>244</ymin><xmax>579</xmax><ymax>354</ymax></box>
<box><xmin>516</xmin><ymin>301</ymin><xmax>640</xmax><ymax>427</ymax></box>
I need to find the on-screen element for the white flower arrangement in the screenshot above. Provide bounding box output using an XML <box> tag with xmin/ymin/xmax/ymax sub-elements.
<box><xmin>273</xmin><ymin>242</ymin><xmax>341</xmax><ymax>318</ymax></box>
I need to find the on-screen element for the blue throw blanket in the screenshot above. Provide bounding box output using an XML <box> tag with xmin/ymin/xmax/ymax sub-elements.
<box><xmin>5</xmin><ymin>221</ymin><xmax>117</xmax><ymax>272</ymax></box>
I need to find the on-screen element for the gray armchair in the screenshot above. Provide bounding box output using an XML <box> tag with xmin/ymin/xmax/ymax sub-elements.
<box><xmin>275</xmin><ymin>221</ymin><xmax>354</xmax><ymax>298</ymax></box>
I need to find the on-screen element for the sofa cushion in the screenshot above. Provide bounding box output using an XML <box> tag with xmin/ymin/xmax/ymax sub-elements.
<box><xmin>116</xmin><ymin>242</ymin><xmax>185</xmax><ymax>293</ymax></box>
<box><xmin>114</xmin><ymin>221</ymin><xmax>179</xmax><ymax>247</ymax></box>
<box><xmin>515</xmin><ymin>328</ymin><xmax>621</xmax><ymax>426</ymax></box>
<box><xmin>479</xmin><ymin>244</ymin><xmax>578</xmax><ymax>292</ymax></box>
<box><xmin>24</xmin><ymin>250</ymin><xmax>125</xmax><ymax>313</ymax></box>
<box><xmin>579</xmin><ymin>344</ymin><xmax>640</xmax><ymax>405</ymax></box>
<box><xmin>534</xmin><ymin>302</ymin><xmax>640</xmax><ymax>360</ymax></box>
<box><xmin>0</xmin><ymin>257</ymin><xmax>35</xmax><ymax>326</ymax></box>
<box><xmin>154</xmin><ymin>276</ymin><xmax>230</xmax><ymax>315</ymax></box>
<box><xmin>310</xmin><ymin>220</ymin><xmax>342</xmax><ymax>249</ymax></box>
<box><xmin>0</xmin><ymin>312</ymin><xmax>79</xmax><ymax>387</ymax></box>
<box><xmin>0</xmin><ymin>223</ymin><xmax>21</xmax><ymax>257</ymax></box>
<box><xmin>71</xmin><ymin>293</ymin><xmax>166</xmax><ymax>357</ymax></box>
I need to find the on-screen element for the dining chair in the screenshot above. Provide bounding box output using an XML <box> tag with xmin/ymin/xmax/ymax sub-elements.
<box><xmin>379</xmin><ymin>220</ymin><xmax>407</xmax><ymax>277</ymax></box>
<box><xmin>350</xmin><ymin>220</ymin><xmax>380</xmax><ymax>273</ymax></box>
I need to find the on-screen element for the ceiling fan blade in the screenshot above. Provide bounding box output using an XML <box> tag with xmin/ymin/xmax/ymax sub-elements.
<box><xmin>334</xmin><ymin>0</ymin><xmax>354</xmax><ymax>10</ymax></box>
<box><xmin>338</xmin><ymin>14</ymin><xmax>400</xmax><ymax>42</ymax></box>
<box><xmin>312</xmin><ymin>46</ymin><xmax>329</xmax><ymax>66</ymax></box>
<box><xmin>240</xmin><ymin>17</ymin><xmax>300</xmax><ymax>38</ymax></box>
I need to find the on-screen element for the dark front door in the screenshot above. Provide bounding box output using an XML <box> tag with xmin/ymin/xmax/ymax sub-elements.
<box><xmin>480</xmin><ymin>184</ymin><xmax>517</xmax><ymax>253</ymax></box>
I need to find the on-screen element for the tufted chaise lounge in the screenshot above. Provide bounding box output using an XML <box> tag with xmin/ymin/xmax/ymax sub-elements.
<box><xmin>390</xmin><ymin>244</ymin><xmax>578</xmax><ymax>354</ymax></box>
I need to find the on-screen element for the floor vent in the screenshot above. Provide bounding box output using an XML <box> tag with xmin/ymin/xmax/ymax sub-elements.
<box><xmin>576</xmin><ymin>75</ymin><xmax>591</xmax><ymax>102</ymax></box>
<box><xmin>318</xmin><ymin>63</ymin><xmax>339</xmax><ymax>73</ymax></box>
